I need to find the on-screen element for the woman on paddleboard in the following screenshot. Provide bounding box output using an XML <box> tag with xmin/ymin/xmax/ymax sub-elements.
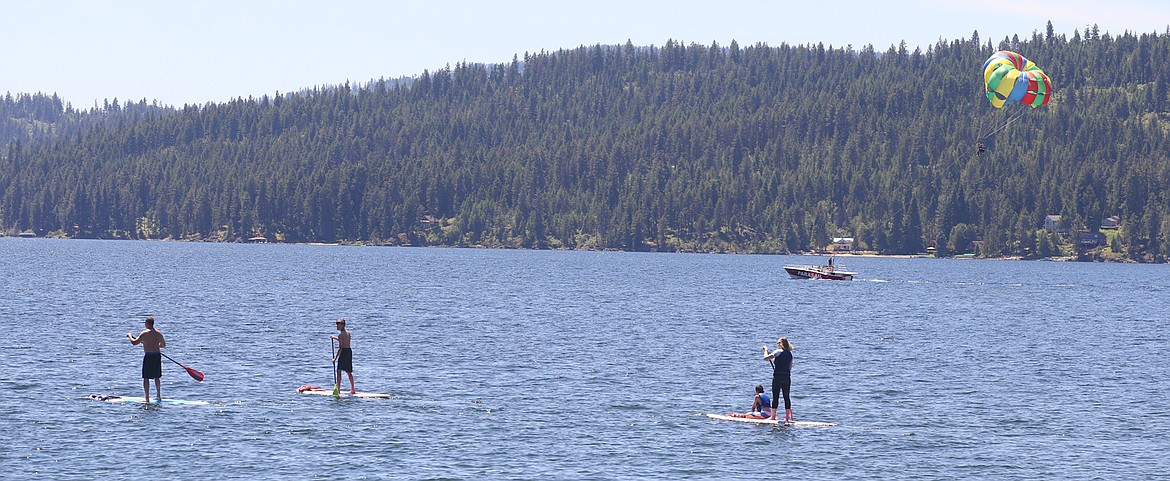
<box><xmin>763</xmin><ymin>337</ymin><xmax>794</xmax><ymax>422</ymax></box>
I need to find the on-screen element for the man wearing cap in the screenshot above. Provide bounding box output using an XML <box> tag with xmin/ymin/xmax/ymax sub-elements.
<box><xmin>331</xmin><ymin>319</ymin><xmax>356</xmax><ymax>394</ymax></box>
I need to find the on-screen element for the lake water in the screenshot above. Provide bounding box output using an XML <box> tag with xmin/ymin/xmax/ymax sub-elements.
<box><xmin>1</xmin><ymin>238</ymin><xmax>1167</xmax><ymax>479</ymax></box>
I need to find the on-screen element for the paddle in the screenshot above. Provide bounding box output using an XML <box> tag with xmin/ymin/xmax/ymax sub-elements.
<box><xmin>764</xmin><ymin>346</ymin><xmax>777</xmax><ymax>419</ymax></box>
<box><xmin>331</xmin><ymin>338</ymin><xmax>340</xmax><ymax>397</ymax></box>
<box><xmin>160</xmin><ymin>352</ymin><xmax>204</xmax><ymax>382</ymax></box>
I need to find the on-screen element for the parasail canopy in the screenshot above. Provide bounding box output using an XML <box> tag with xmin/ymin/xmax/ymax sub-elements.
<box><xmin>982</xmin><ymin>51</ymin><xmax>1052</xmax><ymax>108</ymax></box>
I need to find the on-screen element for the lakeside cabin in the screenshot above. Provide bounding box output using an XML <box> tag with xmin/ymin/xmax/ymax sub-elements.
<box><xmin>1044</xmin><ymin>215</ymin><xmax>1067</xmax><ymax>233</ymax></box>
<box><xmin>1101</xmin><ymin>215</ymin><xmax>1121</xmax><ymax>230</ymax></box>
<box><xmin>828</xmin><ymin>237</ymin><xmax>855</xmax><ymax>252</ymax></box>
<box><xmin>1079</xmin><ymin>231</ymin><xmax>1107</xmax><ymax>248</ymax></box>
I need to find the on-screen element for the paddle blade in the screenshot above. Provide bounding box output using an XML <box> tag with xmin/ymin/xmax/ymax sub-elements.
<box><xmin>332</xmin><ymin>384</ymin><xmax>340</xmax><ymax>397</ymax></box>
<box><xmin>159</xmin><ymin>353</ymin><xmax>203</xmax><ymax>381</ymax></box>
<box><xmin>184</xmin><ymin>366</ymin><xmax>205</xmax><ymax>382</ymax></box>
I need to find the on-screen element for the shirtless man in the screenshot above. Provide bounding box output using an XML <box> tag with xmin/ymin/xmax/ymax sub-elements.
<box><xmin>331</xmin><ymin>318</ymin><xmax>355</xmax><ymax>394</ymax></box>
<box><xmin>127</xmin><ymin>316</ymin><xmax>166</xmax><ymax>401</ymax></box>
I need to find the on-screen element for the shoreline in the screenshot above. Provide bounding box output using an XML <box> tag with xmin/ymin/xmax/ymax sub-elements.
<box><xmin>2</xmin><ymin>234</ymin><xmax>1142</xmax><ymax>263</ymax></box>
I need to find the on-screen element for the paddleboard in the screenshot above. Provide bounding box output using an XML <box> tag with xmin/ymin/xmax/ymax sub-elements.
<box><xmin>706</xmin><ymin>413</ymin><xmax>836</xmax><ymax>427</ymax></box>
<box><xmin>91</xmin><ymin>395</ymin><xmax>209</xmax><ymax>406</ymax></box>
<box><xmin>298</xmin><ymin>389</ymin><xmax>391</xmax><ymax>399</ymax></box>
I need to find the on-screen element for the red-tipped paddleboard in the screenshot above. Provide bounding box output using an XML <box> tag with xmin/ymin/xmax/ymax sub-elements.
<box><xmin>706</xmin><ymin>413</ymin><xmax>836</xmax><ymax>427</ymax></box>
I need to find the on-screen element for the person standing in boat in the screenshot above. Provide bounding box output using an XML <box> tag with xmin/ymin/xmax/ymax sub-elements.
<box><xmin>331</xmin><ymin>318</ymin><xmax>356</xmax><ymax>394</ymax></box>
<box><xmin>127</xmin><ymin>316</ymin><xmax>166</xmax><ymax>402</ymax></box>
<box><xmin>763</xmin><ymin>337</ymin><xmax>794</xmax><ymax>422</ymax></box>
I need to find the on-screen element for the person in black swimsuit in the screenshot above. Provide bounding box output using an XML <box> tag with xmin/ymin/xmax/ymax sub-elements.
<box><xmin>763</xmin><ymin>337</ymin><xmax>794</xmax><ymax>422</ymax></box>
<box><xmin>331</xmin><ymin>318</ymin><xmax>355</xmax><ymax>394</ymax></box>
<box><xmin>127</xmin><ymin>316</ymin><xmax>166</xmax><ymax>402</ymax></box>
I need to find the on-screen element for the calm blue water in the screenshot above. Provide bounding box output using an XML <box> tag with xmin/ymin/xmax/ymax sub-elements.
<box><xmin>1</xmin><ymin>238</ymin><xmax>1168</xmax><ymax>479</ymax></box>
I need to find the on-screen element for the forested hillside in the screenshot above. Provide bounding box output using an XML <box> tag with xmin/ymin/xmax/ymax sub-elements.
<box><xmin>3</xmin><ymin>24</ymin><xmax>1170</xmax><ymax>261</ymax></box>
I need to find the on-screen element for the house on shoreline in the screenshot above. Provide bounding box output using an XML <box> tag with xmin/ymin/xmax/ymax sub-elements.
<box><xmin>827</xmin><ymin>237</ymin><xmax>854</xmax><ymax>252</ymax></box>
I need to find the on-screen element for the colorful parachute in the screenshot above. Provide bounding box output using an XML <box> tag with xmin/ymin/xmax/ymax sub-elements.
<box><xmin>982</xmin><ymin>51</ymin><xmax>1052</xmax><ymax>108</ymax></box>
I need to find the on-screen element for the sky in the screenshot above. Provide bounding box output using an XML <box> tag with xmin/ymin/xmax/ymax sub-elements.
<box><xmin>4</xmin><ymin>0</ymin><xmax>1169</xmax><ymax>108</ymax></box>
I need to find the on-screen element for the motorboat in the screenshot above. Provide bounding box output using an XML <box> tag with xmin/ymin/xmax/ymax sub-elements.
<box><xmin>783</xmin><ymin>257</ymin><xmax>855</xmax><ymax>280</ymax></box>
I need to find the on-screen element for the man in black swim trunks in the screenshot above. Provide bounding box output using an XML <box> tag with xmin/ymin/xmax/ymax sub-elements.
<box><xmin>127</xmin><ymin>316</ymin><xmax>166</xmax><ymax>401</ymax></box>
<box><xmin>331</xmin><ymin>318</ymin><xmax>356</xmax><ymax>394</ymax></box>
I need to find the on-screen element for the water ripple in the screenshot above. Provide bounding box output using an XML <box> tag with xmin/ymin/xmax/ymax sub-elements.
<box><xmin>2</xmin><ymin>239</ymin><xmax>1169</xmax><ymax>478</ymax></box>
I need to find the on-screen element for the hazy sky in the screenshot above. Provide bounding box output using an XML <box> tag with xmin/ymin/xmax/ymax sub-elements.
<box><xmin>4</xmin><ymin>0</ymin><xmax>1168</xmax><ymax>108</ymax></box>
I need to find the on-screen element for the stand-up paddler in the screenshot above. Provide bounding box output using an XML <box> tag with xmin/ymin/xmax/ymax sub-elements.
<box><xmin>763</xmin><ymin>337</ymin><xmax>794</xmax><ymax>422</ymax></box>
<box><xmin>127</xmin><ymin>316</ymin><xmax>166</xmax><ymax>402</ymax></box>
<box><xmin>331</xmin><ymin>318</ymin><xmax>356</xmax><ymax>394</ymax></box>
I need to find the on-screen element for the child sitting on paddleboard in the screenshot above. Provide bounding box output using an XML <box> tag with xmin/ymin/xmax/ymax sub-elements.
<box><xmin>730</xmin><ymin>384</ymin><xmax>773</xmax><ymax>419</ymax></box>
<box><xmin>749</xmin><ymin>384</ymin><xmax>773</xmax><ymax>419</ymax></box>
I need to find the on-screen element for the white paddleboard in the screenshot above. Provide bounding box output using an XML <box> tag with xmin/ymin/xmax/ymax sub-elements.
<box><xmin>706</xmin><ymin>413</ymin><xmax>836</xmax><ymax>427</ymax></box>
<box><xmin>92</xmin><ymin>395</ymin><xmax>209</xmax><ymax>406</ymax></box>
<box><xmin>298</xmin><ymin>389</ymin><xmax>391</xmax><ymax>399</ymax></box>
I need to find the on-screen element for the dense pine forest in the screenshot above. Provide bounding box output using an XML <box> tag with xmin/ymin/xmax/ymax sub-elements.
<box><xmin>3</xmin><ymin>23</ymin><xmax>1170</xmax><ymax>261</ymax></box>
